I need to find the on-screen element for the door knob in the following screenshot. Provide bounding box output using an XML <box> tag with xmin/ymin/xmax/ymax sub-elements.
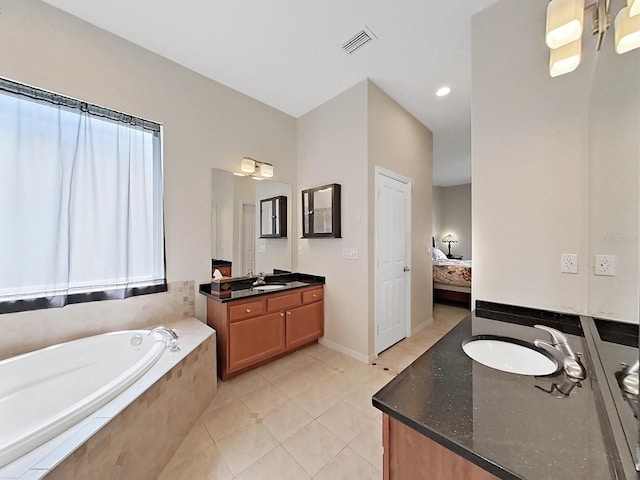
<box><xmin>403</xmin><ymin>266</ymin><xmax>411</xmax><ymax>272</ymax></box>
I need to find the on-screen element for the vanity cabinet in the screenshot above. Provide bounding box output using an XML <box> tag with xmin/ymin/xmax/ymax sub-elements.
<box><xmin>382</xmin><ymin>415</ymin><xmax>498</xmax><ymax>480</ymax></box>
<box><xmin>302</xmin><ymin>184</ymin><xmax>341</xmax><ymax>238</ymax></box>
<box><xmin>206</xmin><ymin>285</ymin><xmax>324</xmax><ymax>380</ymax></box>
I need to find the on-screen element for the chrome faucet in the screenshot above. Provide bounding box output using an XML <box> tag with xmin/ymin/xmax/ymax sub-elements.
<box><xmin>533</xmin><ymin>325</ymin><xmax>585</xmax><ymax>380</ymax></box>
<box><xmin>149</xmin><ymin>326</ymin><xmax>180</xmax><ymax>352</ymax></box>
<box><xmin>247</xmin><ymin>269</ymin><xmax>253</xmax><ymax>278</ymax></box>
<box><xmin>252</xmin><ymin>272</ymin><xmax>266</xmax><ymax>286</ymax></box>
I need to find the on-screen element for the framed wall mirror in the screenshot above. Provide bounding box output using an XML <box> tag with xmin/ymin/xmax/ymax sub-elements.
<box><xmin>260</xmin><ymin>196</ymin><xmax>287</xmax><ymax>238</ymax></box>
<box><xmin>302</xmin><ymin>183</ymin><xmax>341</xmax><ymax>238</ymax></box>
<box><xmin>211</xmin><ymin>168</ymin><xmax>292</xmax><ymax>277</ymax></box>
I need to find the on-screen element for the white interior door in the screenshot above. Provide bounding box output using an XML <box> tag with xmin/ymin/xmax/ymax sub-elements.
<box><xmin>242</xmin><ymin>204</ymin><xmax>255</xmax><ymax>275</ymax></box>
<box><xmin>375</xmin><ymin>167</ymin><xmax>412</xmax><ymax>355</ymax></box>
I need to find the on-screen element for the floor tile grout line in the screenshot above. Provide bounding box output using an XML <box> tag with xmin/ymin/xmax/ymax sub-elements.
<box><xmin>162</xmin><ymin>305</ymin><xmax>469</xmax><ymax>480</ymax></box>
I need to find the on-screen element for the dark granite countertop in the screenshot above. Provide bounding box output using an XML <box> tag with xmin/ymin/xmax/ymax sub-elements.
<box><xmin>199</xmin><ymin>272</ymin><xmax>325</xmax><ymax>303</ymax></box>
<box><xmin>373</xmin><ymin>307</ymin><xmax>620</xmax><ymax>480</ymax></box>
<box><xmin>211</xmin><ymin>258</ymin><xmax>232</xmax><ymax>267</ymax></box>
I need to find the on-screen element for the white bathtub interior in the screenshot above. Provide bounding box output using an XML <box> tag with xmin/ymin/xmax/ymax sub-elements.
<box><xmin>0</xmin><ymin>317</ymin><xmax>214</xmax><ymax>480</ymax></box>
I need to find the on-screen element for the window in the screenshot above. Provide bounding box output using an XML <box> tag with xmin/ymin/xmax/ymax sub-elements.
<box><xmin>0</xmin><ymin>78</ymin><xmax>166</xmax><ymax>313</ymax></box>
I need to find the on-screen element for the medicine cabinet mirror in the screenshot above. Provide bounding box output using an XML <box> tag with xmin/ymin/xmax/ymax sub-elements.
<box><xmin>260</xmin><ymin>196</ymin><xmax>287</xmax><ymax>238</ymax></box>
<box><xmin>302</xmin><ymin>183</ymin><xmax>341</xmax><ymax>238</ymax></box>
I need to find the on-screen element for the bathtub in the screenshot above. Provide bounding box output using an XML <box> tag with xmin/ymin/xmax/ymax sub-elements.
<box><xmin>0</xmin><ymin>329</ymin><xmax>170</xmax><ymax>468</ymax></box>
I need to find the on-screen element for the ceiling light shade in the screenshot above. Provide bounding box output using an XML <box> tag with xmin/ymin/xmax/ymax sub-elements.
<box><xmin>241</xmin><ymin>157</ymin><xmax>255</xmax><ymax>173</ymax></box>
<box><xmin>630</xmin><ymin>0</ymin><xmax>640</xmax><ymax>17</ymax></box>
<box><xmin>436</xmin><ymin>86</ymin><xmax>451</xmax><ymax>97</ymax></box>
<box><xmin>546</xmin><ymin>0</ymin><xmax>586</xmax><ymax>49</ymax></box>
<box><xmin>259</xmin><ymin>163</ymin><xmax>274</xmax><ymax>177</ymax></box>
<box><xmin>549</xmin><ymin>39</ymin><xmax>582</xmax><ymax>77</ymax></box>
<box><xmin>615</xmin><ymin>6</ymin><xmax>640</xmax><ymax>54</ymax></box>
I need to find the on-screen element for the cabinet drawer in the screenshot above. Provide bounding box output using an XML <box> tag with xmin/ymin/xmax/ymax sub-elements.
<box><xmin>229</xmin><ymin>299</ymin><xmax>266</xmax><ymax>322</ymax></box>
<box><xmin>302</xmin><ymin>287</ymin><xmax>323</xmax><ymax>304</ymax></box>
<box><xmin>267</xmin><ymin>292</ymin><xmax>302</xmax><ymax>312</ymax></box>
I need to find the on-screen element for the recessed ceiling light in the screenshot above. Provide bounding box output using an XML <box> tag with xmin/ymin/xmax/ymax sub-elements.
<box><xmin>436</xmin><ymin>86</ymin><xmax>451</xmax><ymax>97</ymax></box>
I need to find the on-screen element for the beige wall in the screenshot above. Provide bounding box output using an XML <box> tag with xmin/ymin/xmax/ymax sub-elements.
<box><xmin>472</xmin><ymin>0</ymin><xmax>592</xmax><ymax>314</ymax></box>
<box><xmin>296</xmin><ymin>80</ymin><xmax>433</xmax><ymax>361</ymax></box>
<box><xmin>472</xmin><ymin>0</ymin><xmax>639</xmax><ymax>323</ymax></box>
<box><xmin>433</xmin><ymin>184</ymin><xmax>472</xmax><ymax>259</ymax></box>
<box><xmin>587</xmin><ymin>31</ymin><xmax>640</xmax><ymax>322</ymax></box>
<box><xmin>0</xmin><ymin>0</ymin><xmax>296</xmax><ymax>356</ymax></box>
<box><xmin>296</xmin><ymin>81</ymin><xmax>370</xmax><ymax>360</ymax></box>
<box><xmin>367</xmin><ymin>81</ymin><xmax>434</xmax><ymax>350</ymax></box>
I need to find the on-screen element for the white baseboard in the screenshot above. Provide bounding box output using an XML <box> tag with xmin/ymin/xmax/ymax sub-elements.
<box><xmin>318</xmin><ymin>337</ymin><xmax>373</xmax><ymax>365</ymax></box>
<box><xmin>411</xmin><ymin>317</ymin><xmax>433</xmax><ymax>336</ymax></box>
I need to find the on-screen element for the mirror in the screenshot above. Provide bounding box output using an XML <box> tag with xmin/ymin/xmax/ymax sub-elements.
<box><xmin>260</xmin><ymin>196</ymin><xmax>287</xmax><ymax>238</ymax></box>
<box><xmin>586</xmin><ymin>0</ymin><xmax>639</xmax><ymax>470</ymax></box>
<box><xmin>302</xmin><ymin>183</ymin><xmax>342</xmax><ymax>238</ymax></box>
<box><xmin>211</xmin><ymin>168</ymin><xmax>292</xmax><ymax>277</ymax></box>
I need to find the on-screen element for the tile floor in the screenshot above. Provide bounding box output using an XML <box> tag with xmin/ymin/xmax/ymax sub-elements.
<box><xmin>159</xmin><ymin>303</ymin><xmax>469</xmax><ymax>480</ymax></box>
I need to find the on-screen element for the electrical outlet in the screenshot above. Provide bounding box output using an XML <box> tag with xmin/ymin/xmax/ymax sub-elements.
<box><xmin>594</xmin><ymin>255</ymin><xmax>616</xmax><ymax>276</ymax></box>
<box><xmin>560</xmin><ymin>254</ymin><xmax>578</xmax><ymax>274</ymax></box>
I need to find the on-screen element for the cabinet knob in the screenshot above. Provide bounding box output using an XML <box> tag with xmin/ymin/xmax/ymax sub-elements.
<box><xmin>246</xmin><ymin>309</ymin><xmax>251</xmax><ymax>313</ymax></box>
<box><xmin>312</xmin><ymin>294</ymin><xmax>317</xmax><ymax>298</ymax></box>
<box><xmin>286</xmin><ymin>311</ymin><xmax>292</xmax><ymax>316</ymax></box>
<box><xmin>280</xmin><ymin>313</ymin><xmax>285</xmax><ymax>317</ymax></box>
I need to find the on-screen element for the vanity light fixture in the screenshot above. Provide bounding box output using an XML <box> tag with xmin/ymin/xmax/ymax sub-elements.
<box><xmin>241</xmin><ymin>157</ymin><xmax>256</xmax><ymax>174</ymax></box>
<box><xmin>615</xmin><ymin>5</ymin><xmax>640</xmax><ymax>53</ymax></box>
<box><xmin>239</xmin><ymin>157</ymin><xmax>274</xmax><ymax>178</ymax></box>
<box><xmin>546</xmin><ymin>0</ymin><xmax>640</xmax><ymax>77</ymax></box>
<box><xmin>259</xmin><ymin>163</ymin><xmax>273</xmax><ymax>178</ymax></box>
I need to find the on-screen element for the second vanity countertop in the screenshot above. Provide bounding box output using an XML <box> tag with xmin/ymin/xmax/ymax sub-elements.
<box><xmin>199</xmin><ymin>272</ymin><xmax>325</xmax><ymax>303</ymax></box>
<box><xmin>373</xmin><ymin>305</ymin><xmax>621</xmax><ymax>480</ymax></box>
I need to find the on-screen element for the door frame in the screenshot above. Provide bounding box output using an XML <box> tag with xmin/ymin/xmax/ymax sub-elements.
<box><xmin>374</xmin><ymin>166</ymin><xmax>413</xmax><ymax>355</ymax></box>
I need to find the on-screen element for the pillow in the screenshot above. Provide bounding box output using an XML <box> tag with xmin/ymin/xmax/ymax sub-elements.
<box><xmin>432</xmin><ymin>248</ymin><xmax>447</xmax><ymax>261</ymax></box>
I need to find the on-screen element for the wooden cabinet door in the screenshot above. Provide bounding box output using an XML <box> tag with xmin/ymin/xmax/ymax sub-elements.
<box><xmin>228</xmin><ymin>313</ymin><xmax>285</xmax><ymax>372</ymax></box>
<box><xmin>286</xmin><ymin>301</ymin><xmax>324</xmax><ymax>350</ymax></box>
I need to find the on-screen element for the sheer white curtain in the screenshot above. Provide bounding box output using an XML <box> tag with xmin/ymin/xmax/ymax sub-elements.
<box><xmin>0</xmin><ymin>86</ymin><xmax>165</xmax><ymax>308</ymax></box>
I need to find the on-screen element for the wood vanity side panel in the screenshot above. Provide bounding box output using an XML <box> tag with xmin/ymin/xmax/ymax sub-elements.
<box><xmin>385</xmin><ymin>415</ymin><xmax>499</xmax><ymax>480</ymax></box>
<box><xmin>206</xmin><ymin>298</ymin><xmax>229</xmax><ymax>379</ymax></box>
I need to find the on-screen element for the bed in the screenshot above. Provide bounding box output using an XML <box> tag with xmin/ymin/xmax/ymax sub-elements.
<box><xmin>432</xmin><ymin>246</ymin><xmax>471</xmax><ymax>306</ymax></box>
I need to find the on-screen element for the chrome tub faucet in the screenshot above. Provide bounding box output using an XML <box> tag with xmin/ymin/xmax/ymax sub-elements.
<box><xmin>149</xmin><ymin>326</ymin><xmax>180</xmax><ymax>352</ymax></box>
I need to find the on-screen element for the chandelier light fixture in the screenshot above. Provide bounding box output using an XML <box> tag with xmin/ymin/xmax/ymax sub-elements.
<box><xmin>546</xmin><ymin>0</ymin><xmax>640</xmax><ymax>77</ymax></box>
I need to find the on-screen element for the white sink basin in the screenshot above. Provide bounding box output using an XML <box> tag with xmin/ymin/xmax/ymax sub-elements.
<box><xmin>254</xmin><ymin>284</ymin><xmax>286</xmax><ymax>291</ymax></box>
<box><xmin>462</xmin><ymin>336</ymin><xmax>559</xmax><ymax>376</ymax></box>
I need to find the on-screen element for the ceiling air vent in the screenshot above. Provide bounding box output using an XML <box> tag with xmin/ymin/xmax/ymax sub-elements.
<box><xmin>341</xmin><ymin>26</ymin><xmax>377</xmax><ymax>55</ymax></box>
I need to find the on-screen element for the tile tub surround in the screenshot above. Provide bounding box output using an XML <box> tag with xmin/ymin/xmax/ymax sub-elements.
<box><xmin>0</xmin><ymin>280</ymin><xmax>197</xmax><ymax>360</ymax></box>
<box><xmin>373</xmin><ymin>308</ymin><xmax>620</xmax><ymax>480</ymax></box>
<box><xmin>0</xmin><ymin>318</ymin><xmax>216</xmax><ymax>480</ymax></box>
